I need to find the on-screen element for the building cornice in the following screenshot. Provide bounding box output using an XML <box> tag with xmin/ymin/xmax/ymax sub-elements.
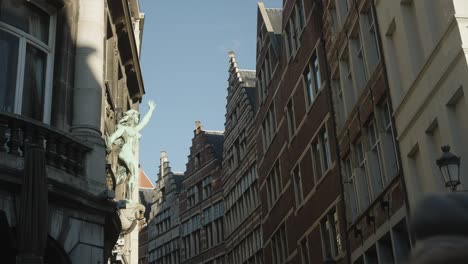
<box><xmin>108</xmin><ymin>0</ymin><xmax>145</xmax><ymax>102</ymax></box>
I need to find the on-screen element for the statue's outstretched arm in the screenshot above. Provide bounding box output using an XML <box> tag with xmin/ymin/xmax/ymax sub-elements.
<box><xmin>106</xmin><ymin>126</ymin><xmax>126</xmax><ymax>150</ymax></box>
<box><xmin>136</xmin><ymin>100</ymin><xmax>155</xmax><ymax>132</ymax></box>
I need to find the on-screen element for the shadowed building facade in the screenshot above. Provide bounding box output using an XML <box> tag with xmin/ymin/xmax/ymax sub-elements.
<box><xmin>374</xmin><ymin>0</ymin><xmax>468</xmax><ymax>208</ymax></box>
<box><xmin>0</xmin><ymin>0</ymin><xmax>146</xmax><ymax>263</ymax></box>
<box><xmin>144</xmin><ymin>152</ymin><xmax>184</xmax><ymax>264</ymax></box>
<box><xmin>222</xmin><ymin>52</ymin><xmax>262</xmax><ymax>264</ymax></box>
<box><xmin>254</xmin><ymin>2</ymin><xmax>347</xmax><ymax>263</ymax></box>
<box><xmin>179</xmin><ymin>123</ymin><xmax>225</xmax><ymax>264</ymax></box>
<box><xmin>138</xmin><ymin>168</ymin><xmax>156</xmax><ymax>264</ymax></box>
<box><xmin>322</xmin><ymin>0</ymin><xmax>411</xmax><ymax>263</ymax></box>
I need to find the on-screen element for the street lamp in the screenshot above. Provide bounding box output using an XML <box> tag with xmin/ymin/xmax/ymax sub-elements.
<box><xmin>436</xmin><ymin>145</ymin><xmax>461</xmax><ymax>191</ymax></box>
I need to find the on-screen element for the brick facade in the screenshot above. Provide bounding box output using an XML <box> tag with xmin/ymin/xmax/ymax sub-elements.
<box><xmin>255</xmin><ymin>1</ymin><xmax>347</xmax><ymax>263</ymax></box>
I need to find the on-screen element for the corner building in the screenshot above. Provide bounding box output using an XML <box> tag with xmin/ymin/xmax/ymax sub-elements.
<box><xmin>0</xmin><ymin>0</ymin><xmax>146</xmax><ymax>263</ymax></box>
<box><xmin>223</xmin><ymin>52</ymin><xmax>263</xmax><ymax>264</ymax></box>
<box><xmin>179</xmin><ymin>123</ymin><xmax>225</xmax><ymax>264</ymax></box>
<box><xmin>322</xmin><ymin>0</ymin><xmax>411</xmax><ymax>263</ymax></box>
<box><xmin>255</xmin><ymin>2</ymin><xmax>347</xmax><ymax>263</ymax></box>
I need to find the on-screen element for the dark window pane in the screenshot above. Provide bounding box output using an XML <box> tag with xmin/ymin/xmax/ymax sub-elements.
<box><xmin>0</xmin><ymin>29</ymin><xmax>19</xmax><ymax>112</ymax></box>
<box><xmin>0</xmin><ymin>0</ymin><xmax>49</xmax><ymax>43</ymax></box>
<box><xmin>22</xmin><ymin>44</ymin><xmax>46</xmax><ymax>121</ymax></box>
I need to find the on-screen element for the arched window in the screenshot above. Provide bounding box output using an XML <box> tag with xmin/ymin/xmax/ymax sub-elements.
<box><xmin>0</xmin><ymin>0</ymin><xmax>56</xmax><ymax>123</ymax></box>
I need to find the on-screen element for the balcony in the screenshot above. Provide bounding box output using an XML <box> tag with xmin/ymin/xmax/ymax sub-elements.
<box><xmin>0</xmin><ymin>112</ymin><xmax>92</xmax><ymax>178</ymax></box>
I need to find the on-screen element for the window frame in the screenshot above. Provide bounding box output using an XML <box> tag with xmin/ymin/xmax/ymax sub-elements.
<box><xmin>0</xmin><ymin>1</ymin><xmax>56</xmax><ymax>123</ymax></box>
<box><xmin>368</xmin><ymin>120</ymin><xmax>386</xmax><ymax>189</ymax></box>
<box><xmin>303</xmin><ymin>50</ymin><xmax>322</xmax><ymax>108</ymax></box>
<box><xmin>293</xmin><ymin>165</ymin><xmax>304</xmax><ymax>208</ymax></box>
<box><xmin>320</xmin><ymin>207</ymin><xmax>341</xmax><ymax>261</ymax></box>
<box><xmin>286</xmin><ymin>99</ymin><xmax>296</xmax><ymax>138</ymax></box>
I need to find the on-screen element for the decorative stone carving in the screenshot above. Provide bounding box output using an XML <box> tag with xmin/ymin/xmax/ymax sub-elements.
<box><xmin>105</xmin><ymin>101</ymin><xmax>155</xmax><ymax>202</ymax></box>
<box><xmin>119</xmin><ymin>203</ymin><xmax>146</xmax><ymax>235</ymax></box>
<box><xmin>105</xmin><ymin>165</ymin><xmax>116</xmax><ymax>191</ymax></box>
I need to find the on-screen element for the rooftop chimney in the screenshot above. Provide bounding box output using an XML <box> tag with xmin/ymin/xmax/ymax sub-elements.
<box><xmin>195</xmin><ymin>121</ymin><xmax>203</xmax><ymax>134</ymax></box>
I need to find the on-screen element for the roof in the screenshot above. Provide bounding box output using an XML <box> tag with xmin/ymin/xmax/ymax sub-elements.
<box><xmin>265</xmin><ymin>8</ymin><xmax>282</xmax><ymax>34</ymax></box>
<box><xmin>206</xmin><ymin>132</ymin><xmax>225</xmax><ymax>161</ymax></box>
<box><xmin>239</xmin><ymin>70</ymin><xmax>256</xmax><ymax>81</ymax></box>
<box><xmin>139</xmin><ymin>168</ymin><xmax>154</xmax><ymax>189</ymax></box>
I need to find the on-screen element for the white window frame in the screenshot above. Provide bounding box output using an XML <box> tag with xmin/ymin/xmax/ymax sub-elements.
<box><xmin>293</xmin><ymin>165</ymin><xmax>304</xmax><ymax>207</ymax></box>
<box><xmin>304</xmin><ymin>51</ymin><xmax>322</xmax><ymax>108</ymax></box>
<box><xmin>320</xmin><ymin>208</ymin><xmax>341</xmax><ymax>261</ymax></box>
<box><xmin>343</xmin><ymin>156</ymin><xmax>359</xmax><ymax>221</ymax></box>
<box><xmin>320</xmin><ymin>128</ymin><xmax>332</xmax><ymax>171</ymax></box>
<box><xmin>0</xmin><ymin>1</ymin><xmax>56</xmax><ymax>123</ymax></box>
<box><xmin>367</xmin><ymin>8</ymin><xmax>380</xmax><ymax>61</ymax></box>
<box><xmin>286</xmin><ymin>99</ymin><xmax>296</xmax><ymax>138</ymax></box>
<box><xmin>354</xmin><ymin>140</ymin><xmax>372</xmax><ymax>209</ymax></box>
<box><xmin>356</xmin><ymin>31</ymin><xmax>368</xmax><ymax>80</ymax></box>
<box><xmin>368</xmin><ymin>120</ymin><xmax>386</xmax><ymax>189</ymax></box>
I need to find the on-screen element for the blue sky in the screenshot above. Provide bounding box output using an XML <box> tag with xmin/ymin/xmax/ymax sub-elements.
<box><xmin>139</xmin><ymin>0</ymin><xmax>282</xmax><ymax>182</ymax></box>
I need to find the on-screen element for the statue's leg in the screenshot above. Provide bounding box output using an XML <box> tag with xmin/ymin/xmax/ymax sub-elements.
<box><xmin>125</xmin><ymin>159</ymin><xmax>139</xmax><ymax>201</ymax></box>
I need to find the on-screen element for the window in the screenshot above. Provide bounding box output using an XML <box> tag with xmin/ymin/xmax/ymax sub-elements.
<box><xmin>300</xmin><ymin>238</ymin><xmax>310</xmax><ymax>264</ymax></box>
<box><xmin>267</xmin><ymin>162</ymin><xmax>282</xmax><ymax>209</ymax></box>
<box><xmin>203</xmin><ymin>207</ymin><xmax>212</xmax><ymax>225</ymax></box>
<box><xmin>312</xmin><ymin>141</ymin><xmax>323</xmax><ymax>178</ymax></box>
<box><xmin>265</xmin><ymin>54</ymin><xmax>271</xmax><ymax>85</ymax></box>
<box><xmin>321</xmin><ymin>129</ymin><xmax>332</xmax><ymax>170</ymax></box>
<box><xmin>187</xmin><ymin>185</ymin><xmax>198</xmax><ymax>207</ymax></box>
<box><xmin>350</xmin><ymin>31</ymin><xmax>368</xmax><ymax>90</ymax></box>
<box><xmin>333</xmin><ymin>78</ymin><xmax>346</xmax><ymax>128</ymax></box>
<box><xmin>380</xmin><ymin>100</ymin><xmax>399</xmax><ymax>177</ymax></box>
<box><xmin>272</xmin><ymin>225</ymin><xmax>287</xmax><ymax>264</ymax></box>
<box><xmin>362</xmin><ymin>9</ymin><xmax>380</xmax><ymax>71</ymax></box>
<box><xmin>296</xmin><ymin>0</ymin><xmax>306</xmax><ymax>30</ymax></box>
<box><xmin>356</xmin><ymin>32</ymin><xmax>368</xmax><ymax>80</ymax></box>
<box><xmin>311</xmin><ymin>127</ymin><xmax>331</xmax><ymax>179</ymax></box>
<box><xmin>262</xmin><ymin>104</ymin><xmax>277</xmax><ymax>151</ymax></box>
<box><xmin>336</xmin><ymin>0</ymin><xmax>349</xmax><ymax>26</ymax></box>
<box><xmin>367</xmin><ymin>120</ymin><xmax>385</xmax><ymax>193</ymax></box>
<box><xmin>202</xmin><ymin>175</ymin><xmax>213</xmax><ymax>200</ymax></box>
<box><xmin>343</xmin><ymin>156</ymin><xmax>359</xmax><ymax>222</ymax></box>
<box><xmin>292</xmin><ymin>9</ymin><xmax>301</xmax><ymax>49</ymax></box>
<box><xmin>0</xmin><ymin>0</ymin><xmax>55</xmax><ymax>122</ymax></box>
<box><xmin>304</xmin><ymin>52</ymin><xmax>322</xmax><ymax>107</ymax></box>
<box><xmin>293</xmin><ymin>166</ymin><xmax>303</xmax><ymax>206</ymax></box>
<box><xmin>285</xmin><ymin>1</ymin><xmax>305</xmax><ymax>59</ymax></box>
<box><xmin>354</xmin><ymin>141</ymin><xmax>371</xmax><ymax>208</ymax></box>
<box><xmin>258</xmin><ymin>49</ymin><xmax>275</xmax><ymax>103</ymax></box>
<box><xmin>287</xmin><ymin>100</ymin><xmax>296</xmax><ymax>137</ymax></box>
<box><xmin>285</xmin><ymin>24</ymin><xmax>294</xmax><ymax>58</ymax></box>
<box><xmin>320</xmin><ymin>208</ymin><xmax>341</xmax><ymax>260</ymax></box>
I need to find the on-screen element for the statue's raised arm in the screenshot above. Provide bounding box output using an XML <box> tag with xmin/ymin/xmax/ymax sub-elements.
<box><xmin>135</xmin><ymin>100</ymin><xmax>155</xmax><ymax>132</ymax></box>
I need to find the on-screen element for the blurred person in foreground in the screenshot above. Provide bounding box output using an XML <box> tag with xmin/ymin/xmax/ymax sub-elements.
<box><xmin>410</xmin><ymin>192</ymin><xmax>468</xmax><ymax>264</ymax></box>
